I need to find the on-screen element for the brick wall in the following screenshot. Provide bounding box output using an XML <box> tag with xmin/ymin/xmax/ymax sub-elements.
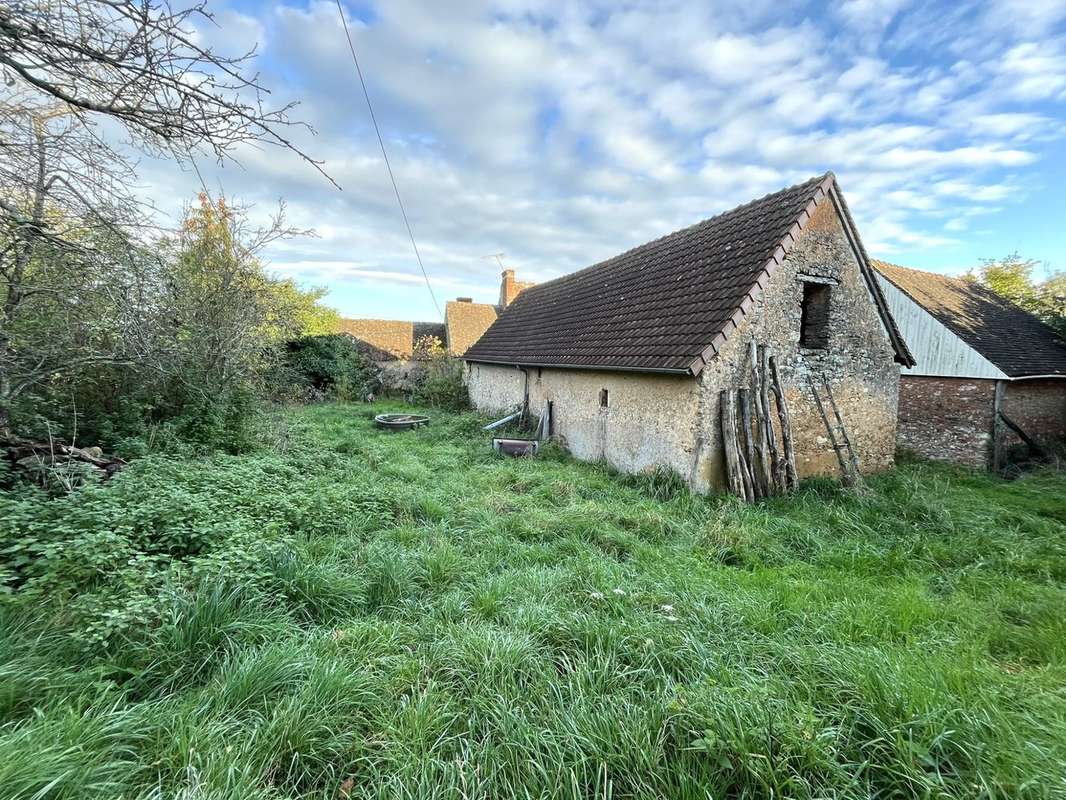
<box><xmin>1002</xmin><ymin>379</ymin><xmax>1066</xmax><ymax>446</ymax></box>
<box><xmin>499</xmin><ymin>269</ymin><xmax>534</xmax><ymax>307</ymax></box>
<box><xmin>897</xmin><ymin>376</ymin><xmax>996</xmax><ymax>468</ymax></box>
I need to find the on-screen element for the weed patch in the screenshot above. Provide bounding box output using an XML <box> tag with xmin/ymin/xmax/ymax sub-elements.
<box><xmin>1</xmin><ymin>401</ymin><xmax>1064</xmax><ymax>798</ymax></box>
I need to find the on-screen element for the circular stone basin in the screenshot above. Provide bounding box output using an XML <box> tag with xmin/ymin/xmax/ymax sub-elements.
<box><xmin>374</xmin><ymin>413</ymin><xmax>430</xmax><ymax>431</ymax></box>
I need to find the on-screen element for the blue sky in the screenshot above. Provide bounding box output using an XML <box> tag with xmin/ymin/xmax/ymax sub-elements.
<box><xmin>142</xmin><ymin>0</ymin><xmax>1066</xmax><ymax>321</ymax></box>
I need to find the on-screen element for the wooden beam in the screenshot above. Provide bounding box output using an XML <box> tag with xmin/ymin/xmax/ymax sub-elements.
<box><xmin>991</xmin><ymin>380</ymin><xmax>1005</xmax><ymax>472</ymax></box>
<box><xmin>758</xmin><ymin>345</ymin><xmax>782</xmax><ymax>493</ymax></box>
<box><xmin>749</xmin><ymin>340</ymin><xmax>773</xmax><ymax>496</ymax></box>
<box><xmin>768</xmin><ymin>356</ymin><xmax>798</xmax><ymax>492</ymax></box>
<box><xmin>719</xmin><ymin>390</ymin><xmax>745</xmax><ymax>499</ymax></box>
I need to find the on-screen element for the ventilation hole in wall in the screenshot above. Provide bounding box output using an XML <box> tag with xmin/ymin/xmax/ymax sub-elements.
<box><xmin>599</xmin><ymin>388</ymin><xmax>609</xmax><ymax>408</ymax></box>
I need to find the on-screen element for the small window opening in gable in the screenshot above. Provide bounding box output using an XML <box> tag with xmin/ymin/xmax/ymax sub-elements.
<box><xmin>799</xmin><ymin>282</ymin><xmax>831</xmax><ymax>349</ymax></box>
<box><xmin>599</xmin><ymin>388</ymin><xmax>609</xmax><ymax>408</ymax></box>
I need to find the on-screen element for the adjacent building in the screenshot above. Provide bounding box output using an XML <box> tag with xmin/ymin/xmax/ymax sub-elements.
<box><xmin>341</xmin><ymin>269</ymin><xmax>532</xmax><ymax>358</ymax></box>
<box><xmin>874</xmin><ymin>261</ymin><xmax>1066</xmax><ymax>468</ymax></box>
<box><xmin>463</xmin><ymin>173</ymin><xmax>914</xmax><ymax>493</ymax></box>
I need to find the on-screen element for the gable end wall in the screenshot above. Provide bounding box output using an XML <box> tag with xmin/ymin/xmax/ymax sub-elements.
<box><xmin>693</xmin><ymin>199</ymin><xmax>900</xmax><ymax>490</ymax></box>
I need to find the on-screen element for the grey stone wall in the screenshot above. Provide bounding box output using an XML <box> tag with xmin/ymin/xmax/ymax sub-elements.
<box><xmin>692</xmin><ymin>199</ymin><xmax>900</xmax><ymax>491</ymax></box>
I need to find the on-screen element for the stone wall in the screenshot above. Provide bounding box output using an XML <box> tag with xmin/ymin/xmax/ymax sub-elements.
<box><xmin>1002</xmin><ymin>379</ymin><xmax>1066</xmax><ymax>448</ymax></box>
<box><xmin>896</xmin><ymin>376</ymin><xmax>996</xmax><ymax>468</ymax></box>
<box><xmin>466</xmin><ymin>363</ymin><xmax>701</xmax><ymax>480</ymax></box>
<box><xmin>691</xmin><ymin>199</ymin><xmax>901</xmax><ymax>491</ymax></box>
<box><xmin>465</xmin><ymin>199</ymin><xmax>901</xmax><ymax>493</ymax></box>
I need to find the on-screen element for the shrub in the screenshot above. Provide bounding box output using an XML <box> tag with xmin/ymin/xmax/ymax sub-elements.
<box><xmin>411</xmin><ymin>358</ymin><xmax>468</xmax><ymax>410</ymax></box>
<box><xmin>279</xmin><ymin>335</ymin><xmax>380</xmax><ymax>402</ymax></box>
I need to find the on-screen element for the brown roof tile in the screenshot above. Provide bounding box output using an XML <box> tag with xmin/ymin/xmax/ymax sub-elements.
<box><xmin>873</xmin><ymin>261</ymin><xmax>1066</xmax><ymax>378</ymax></box>
<box><xmin>338</xmin><ymin>318</ymin><xmax>445</xmax><ymax>359</ymax></box>
<box><xmin>445</xmin><ymin>300</ymin><xmax>498</xmax><ymax>355</ymax></box>
<box><xmin>465</xmin><ymin>173</ymin><xmax>912</xmax><ymax>373</ymax></box>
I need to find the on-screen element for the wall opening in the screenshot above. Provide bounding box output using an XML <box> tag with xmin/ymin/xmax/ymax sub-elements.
<box><xmin>800</xmin><ymin>282</ymin><xmax>831</xmax><ymax>349</ymax></box>
<box><xmin>599</xmin><ymin>388</ymin><xmax>609</xmax><ymax>408</ymax></box>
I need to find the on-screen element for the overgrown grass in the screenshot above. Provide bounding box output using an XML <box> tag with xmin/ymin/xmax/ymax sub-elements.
<box><xmin>1</xmin><ymin>402</ymin><xmax>1064</xmax><ymax>799</ymax></box>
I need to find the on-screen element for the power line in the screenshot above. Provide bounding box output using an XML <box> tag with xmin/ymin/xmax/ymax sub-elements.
<box><xmin>334</xmin><ymin>0</ymin><xmax>442</xmax><ymax>319</ymax></box>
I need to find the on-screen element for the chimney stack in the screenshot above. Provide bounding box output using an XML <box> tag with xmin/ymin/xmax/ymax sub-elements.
<box><xmin>499</xmin><ymin>269</ymin><xmax>531</xmax><ymax>307</ymax></box>
<box><xmin>456</xmin><ymin>297</ymin><xmax>473</xmax><ymax>303</ymax></box>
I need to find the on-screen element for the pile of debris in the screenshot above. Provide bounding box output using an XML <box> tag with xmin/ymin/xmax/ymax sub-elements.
<box><xmin>1</xmin><ymin>433</ymin><xmax>126</xmax><ymax>488</ymax></box>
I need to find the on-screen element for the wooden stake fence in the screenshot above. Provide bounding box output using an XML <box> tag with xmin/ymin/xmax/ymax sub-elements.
<box><xmin>720</xmin><ymin>342</ymin><xmax>798</xmax><ymax>501</ymax></box>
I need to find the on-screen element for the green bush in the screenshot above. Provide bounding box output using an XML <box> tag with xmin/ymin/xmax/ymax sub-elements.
<box><xmin>411</xmin><ymin>358</ymin><xmax>468</xmax><ymax>410</ymax></box>
<box><xmin>278</xmin><ymin>334</ymin><xmax>379</xmax><ymax>402</ymax></box>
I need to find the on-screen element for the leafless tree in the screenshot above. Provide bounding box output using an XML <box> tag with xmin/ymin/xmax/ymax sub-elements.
<box><xmin>0</xmin><ymin>0</ymin><xmax>330</xmax><ymax>177</ymax></box>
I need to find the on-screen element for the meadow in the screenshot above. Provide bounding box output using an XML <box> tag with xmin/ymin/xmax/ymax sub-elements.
<box><xmin>1</xmin><ymin>403</ymin><xmax>1064</xmax><ymax>799</ymax></box>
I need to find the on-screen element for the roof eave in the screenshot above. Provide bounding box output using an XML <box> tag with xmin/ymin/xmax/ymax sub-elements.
<box><xmin>464</xmin><ymin>357</ymin><xmax>696</xmax><ymax>377</ymax></box>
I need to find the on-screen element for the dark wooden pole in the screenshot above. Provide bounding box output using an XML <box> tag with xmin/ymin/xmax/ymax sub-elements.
<box><xmin>758</xmin><ymin>345</ymin><xmax>782</xmax><ymax>493</ymax></box>
<box><xmin>738</xmin><ymin>387</ymin><xmax>758</xmax><ymax>500</ymax></box>
<box><xmin>748</xmin><ymin>340</ymin><xmax>773</xmax><ymax>496</ymax></box>
<box><xmin>991</xmin><ymin>380</ymin><xmax>1005</xmax><ymax>472</ymax></box>
<box><xmin>719</xmin><ymin>389</ymin><xmax>745</xmax><ymax>499</ymax></box>
<box><xmin>768</xmin><ymin>356</ymin><xmax>798</xmax><ymax>492</ymax></box>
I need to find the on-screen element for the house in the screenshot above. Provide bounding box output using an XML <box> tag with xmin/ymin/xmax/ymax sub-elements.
<box><xmin>342</xmin><ymin>269</ymin><xmax>532</xmax><ymax>359</ymax></box>
<box><xmin>463</xmin><ymin>173</ymin><xmax>914</xmax><ymax>492</ymax></box>
<box><xmin>445</xmin><ymin>270</ymin><xmax>535</xmax><ymax>355</ymax></box>
<box><xmin>873</xmin><ymin>261</ymin><xmax>1066</xmax><ymax>468</ymax></box>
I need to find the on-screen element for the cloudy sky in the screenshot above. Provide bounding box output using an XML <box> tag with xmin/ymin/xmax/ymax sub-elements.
<box><xmin>142</xmin><ymin>0</ymin><xmax>1066</xmax><ymax>321</ymax></box>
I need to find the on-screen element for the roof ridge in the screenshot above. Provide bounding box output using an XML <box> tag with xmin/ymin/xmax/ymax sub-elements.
<box><xmin>464</xmin><ymin>169</ymin><xmax>915</xmax><ymax>374</ymax></box>
<box><xmin>512</xmin><ymin>171</ymin><xmax>833</xmax><ymax>301</ymax></box>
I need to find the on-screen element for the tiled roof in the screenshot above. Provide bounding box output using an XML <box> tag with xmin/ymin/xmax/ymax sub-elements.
<box><xmin>338</xmin><ymin>318</ymin><xmax>445</xmax><ymax>360</ymax></box>
<box><xmin>873</xmin><ymin>261</ymin><xmax>1066</xmax><ymax>378</ymax></box>
<box><xmin>445</xmin><ymin>300</ymin><xmax>498</xmax><ymax>355</ymax></box>
<box><xmin>465</xmin><ymin>173</ymin><xmax>912</xmax><ymax>374</ymax></box>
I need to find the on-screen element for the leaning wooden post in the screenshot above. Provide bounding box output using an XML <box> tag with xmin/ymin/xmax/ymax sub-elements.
<box><xmin>737</xmin><ymin>387</ymin><xmax>758</xmax><ymax>501</ymax></box>
<box><xmin>768</xmin><ymin>356</ymin><xmax>798</xmax><ymax>492</ymax></box>
<box><xmin>719</xmin><ymin>390</ymin><xmax>745</xmax><ymax>499</ymax></box>
<box><xmin>748</xmin><ymin>340</ymin><xmax>773</xmax><ymax>496</ymax></box>
<box><xmin>758</xmin><ymin>345</ymin><xmax>782</xmax><ymax>493</ymax></box>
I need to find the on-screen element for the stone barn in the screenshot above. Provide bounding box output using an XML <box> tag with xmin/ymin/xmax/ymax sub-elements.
<box><xmin>873</xmin><ymin>261</ymin><xmax>1066</xmax><ymax>469</ymax></box>
<box><xmin>462</xmin><ymin>173</ymin><xmax>915</xmax><ymax>493</ymax></box>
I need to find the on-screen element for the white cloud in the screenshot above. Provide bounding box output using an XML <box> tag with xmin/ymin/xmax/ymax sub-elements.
<box><xmin>109</xmin><ymin>0</ymin><xmax>1066</xmax><ymax>318</ymax></box>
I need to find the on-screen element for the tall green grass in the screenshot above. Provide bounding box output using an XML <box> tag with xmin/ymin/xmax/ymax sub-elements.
<box><xmin>1</xmin><ymin>402</ymin><xmax>1064</xmax><ymax>798</ymax></box>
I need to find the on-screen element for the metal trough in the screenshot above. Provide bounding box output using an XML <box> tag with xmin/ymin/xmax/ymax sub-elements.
<box><xmin>493</xmin><ymin>437</ymin><xmax>539</xmax><ymax>457</ymax></box>
<box><xmin>375</xmin><ymin>413</ymin><xmax>429</xmax><ymax>431</ymax></box>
